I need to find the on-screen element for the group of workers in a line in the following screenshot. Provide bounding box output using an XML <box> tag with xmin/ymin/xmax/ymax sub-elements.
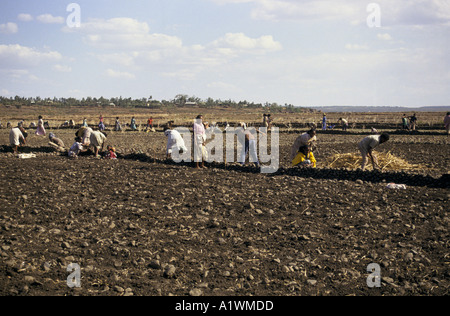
<box><xmin>163</xmin><ymin>114</ymin><xmax>390</xmax><ymax>171</ymax></box>
<box><xmin>7</xmin><ymin>112</ymin><xmax>450</xmax><ymax>170</ymax></box>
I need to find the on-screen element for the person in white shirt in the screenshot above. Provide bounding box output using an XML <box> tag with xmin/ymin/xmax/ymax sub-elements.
<box><xmin>68</xmin><ymin>137</ymin><xmax>86</xmax><ymax>159</ymax></box>
<box><xmin>339</xmin><ymin>118</ymin><xmax>349</xmax><ymax>131</ymax></box>
<box><xmin>193</xmin><ymin>115</ymin><xmax>206</xmax><ymax>169</ymax></box>
<box><xmin>165</xmin><ymin>128</ymin><xmax>187</xmax><ymax>160</ymax></box>
<box><xmin>358</xmin><ymin>133</ymin><xmax>390</xmax><ymax>171</ymax></box>
<box><xmin>10</xmin><ymin>124</ymin><xmax>27</xmax><ymax>154</ymax></box>
<box><xmin>90</xmin><ymin>131</ymin><xmax>107</xmax><ymax>158</ymax></box>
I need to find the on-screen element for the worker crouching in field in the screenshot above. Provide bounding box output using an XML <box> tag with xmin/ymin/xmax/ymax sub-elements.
<box><xmin>290</xmin><ymin>129</ymin><xmax>317</xmax><ymax>162</ymax></box>
<box><xmin>74</xmin><ymin>127</ymin><xmax>107</xmax><ymax>158</ymax></box>
<box><xmin>339</xmin><ymin>118</ymin><xmax>348</xmax><ymax>131</ymax></box>
<box><xmin>90</xmin><ymin>131</ymin><xmax>107</xmax><ymax>158</ymax></box>
<box><xmin>165</xmin><ymin>126</ymin><xmax>188</xmax><ymax>160</ymax></box>
<box><xmin>48</xmin><ymin>133</ymin><xmax>66</xmax><ymax>153</ymax></box>
<box><xmin>76</xmin><ymin>126</ymin><xmax>93</xmax><ymax>147</ymax></box>
<box><xmin>292</xmin><ymin>145</ymin><xmax>316</xmax><ymax>168</ymax></box>
<box><xmin>9</xmin><ymin>123</ymin><xmax>27</xmax><ymax>154</ymax></box>
<box><xmin>68</xmin><ymin>137</ymin><xmax>87</xmax><ymax>159</ymax></box>
<box><xmin>358</xmin><ymin>133</ymin><xmax>390</xmax><ymax>171</ymax></box>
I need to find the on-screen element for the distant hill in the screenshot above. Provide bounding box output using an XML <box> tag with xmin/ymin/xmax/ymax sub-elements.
<box><xmin>310</xmin><ymin>106</ymin><xmax>449</xmax><ymax>113</ymax></box>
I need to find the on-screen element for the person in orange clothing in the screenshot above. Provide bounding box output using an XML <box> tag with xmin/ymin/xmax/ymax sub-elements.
<box><xmin>146</xmin><ymin>117</ymin><xmax>156</xmax><ymax>133</ymax></box>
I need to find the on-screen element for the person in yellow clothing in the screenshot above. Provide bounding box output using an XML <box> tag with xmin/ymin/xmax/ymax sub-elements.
<box><xmin>292</xmin><ymin>145</ymin><xmax>316</xmax><ymax>168</ymax></box>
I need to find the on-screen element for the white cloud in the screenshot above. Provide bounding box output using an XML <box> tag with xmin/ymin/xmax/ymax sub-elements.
<box><xmin>192</xmin><ymin>42</ymin><xmax>450</xmax><ymax>106</ymax></box>
<box><xmin>53</xmin><ymin>64</ymin><xmax>72</xmax><ymax>73</ymax></box>
<box><xmin>156</xmin><ymin>33</ymin><xmax>282</xmax><ymax>73</ymax></box>
<box><xmin>212</xmin><ymin>0</ymin><xmax>253</xmax><ymax>4</ymax></box>
<box><xmin>18</xmin><ymin>14</ymin><xmax>33</xmax><ymax>22</ymax></box>
<box><xmin>36</xmin><ymin>14</ymin><xmax>65</xmax><ymax>24</ymax></box>
<box><xmin>161</xmin><ymin>69</ymin><xmax>199</xmax><ymax>81</ymax></box>
<box><xmin>96</xmin><ymin>52</ymin><xmax>138</xmax><ymax>67</ymax></box>
<box><xmin>70</xmin><ymin>17</ymin><xmax>282</xmax><ymax>85</ymax></box>
<box><xmin>106</xmin><ymin>69</ymin><xmax>136</xmax><ymax>80</ymax></box>
<box><xmin>65</xmin><ymin>18</ymin><xmax>183</xmax><ymax>50</ymax></box>
<box><xmin>258</xmin><ymin>0</ymin><xmax>359</xmax><ymax>22</ymax></box>
<box><xmin>68</xmin><ymin>89</ymin><xmax>83</xmax><ymax>94</ymax></box>
<box><xmin>207</xmin><ymin>81</ymin><xmax>242</xmax><ymax>92</ymax></box>
<box><xmin>0</xmin><ymin>44</ymin><xmax>62</xmax><ymax>69</ymax></box>
<box><xmin>211</xmin><ymin>33</ymin><xmax>282</xmax><ymax>52</ymax></box>
<box><xmin>0</xmin><ymin>22</ymin><xmax>18</xmax><ymax>34</ymax></box>
<box><xmin>210</xmin><ymin>0</ymin><xmax>450</xmax><ymax>26</ymax></box>
<box><xmin>68</xmin><ymin>18</ymin><xmax>281</xmax><ymax>71</ymax></box>
<box><xmin>345</xmin><ymin>44</ymin><xmax>370</xmax><ymax>50</ymax></box>
<box><xmin>0</xmin><ymin>68</ymin><xmax>42</xmax><ymax>84</ymax></box>
<box><xmin>0</xmin><ymin>69</ymin><xmax>30</xmax><ymax>79</ymax></box>
<box><xmin>381</xmin><ymin>0</ymin><xmax>450</xmax><ymax>26</ymax></box>
<box><xmin>377</xmin><ymin>33</ymin><xmax>393</xmax><ymax>41</ymax></box>
<box><xmin>211</xmin><ymin>0</ymin><xmax>362</xmax><ymax>22</ymax></box>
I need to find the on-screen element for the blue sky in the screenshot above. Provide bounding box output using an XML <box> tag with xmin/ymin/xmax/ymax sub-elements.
<box><xmin>0</xmin><ymin>0</ymin><xmax>449</xmax><ymax>107</ymax></box>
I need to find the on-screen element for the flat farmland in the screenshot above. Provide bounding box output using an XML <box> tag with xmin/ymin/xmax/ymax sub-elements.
<box><xmin>0</xmin><ymin>105</ymin><xmax>447</xmax><ymax>129</ymax></box>
<box><xmin>0</xmin><ymin>106</ymin><xmax>449</xmax><ymax>296</ymax></box>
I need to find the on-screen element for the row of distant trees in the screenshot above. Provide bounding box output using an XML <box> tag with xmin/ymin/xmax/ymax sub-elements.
<box><xmin>0</xmin><ymin>95</ymin><xmax>314</xmax><ymax>113</ymax></box>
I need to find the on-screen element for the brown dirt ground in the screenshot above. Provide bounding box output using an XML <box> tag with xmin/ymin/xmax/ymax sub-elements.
<box><xmin>0</xmin><ymin>126</ymin><xmax>448</xmax><ymax>296</ymax></box>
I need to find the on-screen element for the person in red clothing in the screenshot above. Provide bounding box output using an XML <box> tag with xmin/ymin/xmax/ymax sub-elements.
<box><xmin>147</xmin><ymin>117</ymin><xmax>153</xmax><ymax>130</ymax></box>
<box><xmin>104</xmin><ymin>145</ymin><xmax>117</xmax><ymax>159</ymax></box>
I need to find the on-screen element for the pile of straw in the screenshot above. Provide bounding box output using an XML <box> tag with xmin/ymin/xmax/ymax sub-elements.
<box><xmin>325</xmin><ymin>151</ymin><xmax>423</xmax><ymax>171</ymax></box>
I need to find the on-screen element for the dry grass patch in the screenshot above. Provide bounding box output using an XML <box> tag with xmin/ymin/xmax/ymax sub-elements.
<box><xmin>325</xmin><ymin>151</ymin><xmax>425</xmax><ymax>171</ymax></box>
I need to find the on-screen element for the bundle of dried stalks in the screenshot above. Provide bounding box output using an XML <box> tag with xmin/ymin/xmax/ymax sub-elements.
<box><xmin>325</xmin><ymin>152</ymin><xmax>423</xmax><ymax>171</ymax></box>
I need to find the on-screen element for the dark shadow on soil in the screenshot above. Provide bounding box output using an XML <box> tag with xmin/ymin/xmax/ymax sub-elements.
<box><xmin>0</xmin><ymin>145</ymin><xmax>56</xmax><ymax>154</ymax></box>
<box><xmin>119</xmin><ymin>152</ymin><xmax>449</xmax><ymax>189</ymax></box>
<box><xmin>1</xmin><ymin>148</ymin><xmax>446</xmax><ymax>188</ymax></box>
<box><xmin>119</xmin><ymin>153</ymin><xmax>262</xmax><ymax>174</ymax></box>
<box><xmin>276</xmin><ymin>167</ymin><xmax>449</xmax><ymax>189</ymax></box>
